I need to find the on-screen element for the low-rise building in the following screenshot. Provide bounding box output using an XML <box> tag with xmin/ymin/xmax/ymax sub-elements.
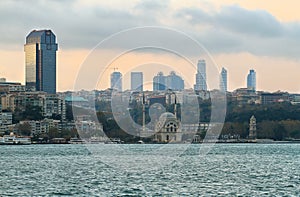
<box><xmin>259</xmin><ymin>92</ymin><xmax>289</xmax><ymax>105</ymax></box>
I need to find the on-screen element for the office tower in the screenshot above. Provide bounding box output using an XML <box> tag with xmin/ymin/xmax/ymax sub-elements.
<box><xmin>219</xmin><ymin>67</ymin><xmax>228</xmax><ymax>92</ymax></box>
<box><xmin>110</xmin><ymin>71</ymin><xmax>122</xmax><ymax>91</ymax></box>
<box><xmin>24</xmin><ymin>29</ymin><xmax>58</xmax><ymax>94</ymax></box>
<box><xmin>247</xmin><ymin>69</ymin><xmax>256</xmax><ymax>91</ymax></box>
<box><xmin>194</xmin><ymin>60</ymin><xmax>207</xmax><ymax>91</ymax></box>
<box><xmin>153</xmin><ymin>72</ymin><xmax>166</xmax><ymax>91</ymax></box>
<box><xmin>131</xmin><ymin>72</ymin><xmax>143</xmax><ymax>91</ymax></box>
<box><xmin>166</xmin><ymin>71</ymin><xmax>184</xmax><ymax>91</ymax></box>
<box><xmin>153</xmin><ymin>72</ymin><xmax>184</xmax><ymax>91</ymax></box>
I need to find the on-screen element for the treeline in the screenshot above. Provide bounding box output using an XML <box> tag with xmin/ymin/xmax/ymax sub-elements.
<box><xmin>222</xmin><ymin>101</ymin><xmax>300</xmax><ymax>140</ymax></box>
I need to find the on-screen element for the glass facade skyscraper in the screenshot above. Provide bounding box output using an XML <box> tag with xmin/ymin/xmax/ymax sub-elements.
<box><xmin>153</xmin><ymin>72</ymin><xmax>166</xmax><ymax>91</ymax></box>
<box><xmin>24</xmin><ymin>30</ymin><xmax>58</xmax><ymax>94</ymax></box>
<box><xmin>166</xmin><ymin>71</ymin><xmax>184</xmax><ymax>91</ymax></box>
<box><xmin>219</xmin><ymin>67</ymin><xmax>228</xmax><ymax>92</ymax></box>
<box><xmin>194</xmin><ymin>60</ymin><xmax>207</xmax><ymax>91</ymax></box>
<box><xmin>153</xmin><ymin>71</ymin><xmax>184</xmax><ymax>91</ymax></box>
<box><xmin>247</xmin><ymin>69</ymin><xmax>256</xmax><ymax>91</ymax></box>
<box><xmin>110</xmin><ymin>71</ymin><xmax>122</xmax><ymax>91</ymax></box>
<box><xmin>131</xmin><ymin>72</ymin><xmax>143</xmax><ymax>91</ymax></box>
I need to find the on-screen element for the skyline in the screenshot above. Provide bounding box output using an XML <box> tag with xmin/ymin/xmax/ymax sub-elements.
<box><xmin>1</xmin><ymin>1</ymin><xmax>300</xmax><ymax>92</ymax></box>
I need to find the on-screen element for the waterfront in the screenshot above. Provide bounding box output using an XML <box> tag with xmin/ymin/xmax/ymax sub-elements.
<box><xmin>0</xmin><ymin>144</ymin><xmax>299</xmax><ymax>196</ymax></box>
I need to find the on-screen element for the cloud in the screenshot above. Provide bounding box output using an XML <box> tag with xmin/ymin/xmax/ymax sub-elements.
<box><xmin>0</xmin><ymin>1</ymin><xmax>300</xmax><ymax>59</ymax></box>
<box><xmin>176</xmin><ymin>5</ymin><xmax>300</xmax><ymax>59</ymax></box>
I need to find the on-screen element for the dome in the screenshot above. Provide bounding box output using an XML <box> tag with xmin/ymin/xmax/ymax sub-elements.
<box><xmin>159</xmin><ymin>112</ymin><xmax>176</xmax><ymax>119</ymax></box>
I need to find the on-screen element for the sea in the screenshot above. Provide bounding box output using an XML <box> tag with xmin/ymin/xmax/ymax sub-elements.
<box><xmin>0</xmin><ymin>143</ymin><xmax>299</xmax><ymax>196</ymax></box>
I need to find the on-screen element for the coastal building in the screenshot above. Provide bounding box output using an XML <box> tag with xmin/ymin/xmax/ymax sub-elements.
<box><xmin>194</xmin><ymin>60</ymin><xmax>207</xmax><ymax>91</ymax></box>
<box><xmin>24</xmin><ymin>30</ymin><xmax>58</xmax><ymax>94</ymax></box>
<box><xmin>131</xmin><ymin>72</ymin><xmax>143</xmax><ymax>91</ymax></box>
<box><xmin>219</xmin><ymin>67</ymin><xmax>227</xmax><ymax>92</ymax></box>
<box><xmin>20</xmin><ymin>118</ymin><xmax>61</xmax><ymax>135</ymax></box>
<box><xmin>110</xmin><ymin>71</ymin><xmax>122</xmax><ymax>91</ymax></box>
<box><xmin>247</xmin><ymin>69</ymin><xmax>256</xmax><ymax>92</ymax></box>
<box><xmin>0</xmin><ymin>112</ymin><xmax>13</xmax><ymax>134</ymax></box>
<box><xmin>1</xmin><ymin>92</ymin><xmax>66</xmax><ymax>120</ymax></box>
<box><xmin>154</xmin><ymin>112</ymin><xmax>182</xmax><ymax>142</ymax></box>
<box><xmin>249</xmin><ymin>115</ymin><xmax>257</xmax><ymax>139</ymax></box>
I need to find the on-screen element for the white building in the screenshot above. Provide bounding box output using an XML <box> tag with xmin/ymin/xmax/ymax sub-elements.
<box><xmin>0</xmin><ymin>112</ymin><xmax>13</xmax><ymax>133</ymax></box>
<box><xmin>154</xmin><ymin>112</ymin><xmax>182</xmax><ymax>142</ymax></box>
<box><xmin>20</xmin><ymin>118</ymin><xmax>60</xmax><ymax>135</ymax></box>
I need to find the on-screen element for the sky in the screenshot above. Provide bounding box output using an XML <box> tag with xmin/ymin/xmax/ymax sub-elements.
<box><xmin>0</xmin><ymin>0</ymin><xmax>300</xmax><ymax>92</ymax></box>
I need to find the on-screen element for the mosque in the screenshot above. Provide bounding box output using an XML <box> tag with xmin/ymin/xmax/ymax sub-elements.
<box><xmin>154</xmin><ymin>112</ymin><xmax>182</xmax><ymax>143</ymax></box>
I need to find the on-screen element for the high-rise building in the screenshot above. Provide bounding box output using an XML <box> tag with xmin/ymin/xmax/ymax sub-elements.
<box><xmin>131</xmin><ymin>72</ymin><xmax>143</xmax><ymax>91</ymax></box>
<box><xmin>153</xmin><ymin>72</ymin><xmax>166</xmax><ymax>91</ymax></box>
<box><xmin>247</xmin><ymin>69</ymin><xmax>256</xmax><ymax>91</ymax></box>
<box><xmin>24</xmin><ymin>30</ymin><xmax>58</xmax><ymax>94</ymax></box>
<box><xmin>166</xmin><ymin>71</ymin><xmax>184</xmax><ymax>91</ymax></box>
<box><xmin>110</xmin><ymin>71</ymin><xmax>122</xmax><ymax>91</ymax></box>
<box><xmin>194</xmin><ymin>60</ymin><xmax>207</xmax><ymax>91</ymax></box>
<box><xmin>219</xmin><ymin>67</ymin><xmax>228</xmax><ymax>92</ymax></box>
<box><xmin>153</xmin><ymin>71</ymin><xmax>184</xmax><ymax>91</ymax></box>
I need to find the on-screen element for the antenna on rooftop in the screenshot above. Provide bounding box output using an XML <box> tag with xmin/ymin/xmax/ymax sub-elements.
<box><xmin>112</xmin><ymin>67</ymin><xmax>118</xmax><ymax>71</ymax></box>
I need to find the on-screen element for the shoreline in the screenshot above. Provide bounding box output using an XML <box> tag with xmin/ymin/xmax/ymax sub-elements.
<box><xmin>1</xmin><ymin>140</ymin><xmax>300</xmax><ymax>145</ymax></box>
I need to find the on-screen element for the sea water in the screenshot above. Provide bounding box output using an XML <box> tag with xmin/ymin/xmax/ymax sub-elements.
<box><xmin>0</xmin><ymin>144</ymin><xmax>299</xmax><ymax>196</ymax></box>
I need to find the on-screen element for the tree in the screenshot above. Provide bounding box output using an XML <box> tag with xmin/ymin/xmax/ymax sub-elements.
<box><xmin>22</xmin><ymin>105</ymin><xmax>43</xmax><ymax>120</ymax></box>
<box><xmin>17</xmin><ymin>123</ymin><xmax>31</xmax><ymax>136</ymax></box>
<box><xmin>48</xmin><ymin>127</ymin><xmax>60</xmax><ymax>139</ymax></box>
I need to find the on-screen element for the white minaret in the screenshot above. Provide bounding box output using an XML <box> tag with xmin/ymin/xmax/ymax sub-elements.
<box><xmin>142</xmin><ymin>93</ymin><xmax>146</xmax><ymax>135</ymax></box>
<box><xmin>174</xmin><ymin>96</ymin><xmax>177</xmax><ymax>119</ymax></box>
<box><xmin>249</xmin><ymin>115</ymin><xmax>257</xmax><ymax>139</ymax></box>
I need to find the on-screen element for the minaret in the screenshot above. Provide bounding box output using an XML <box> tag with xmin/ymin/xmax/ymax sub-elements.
<box><xmin>142</xmin><ymin>93</ymin><xmax>146</xmax><ymax>135</ymax></box>
<box><xmin>174</xmin><ymin>95</ymin><xmax>177</xmax><ymax>119</ymax></box>
<box><xmin>249</xmin><ymin>115</ymin><xmax>257</xmax><ymax>139</ymax></box>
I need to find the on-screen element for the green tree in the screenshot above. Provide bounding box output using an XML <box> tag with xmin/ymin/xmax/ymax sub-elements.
<box><xmin>17</xmin><ymin>123</ymin><xmax>32</xmax><ymax>136</ymax></box>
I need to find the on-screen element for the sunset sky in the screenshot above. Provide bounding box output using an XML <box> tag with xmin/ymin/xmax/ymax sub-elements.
<box><xmin>0</xmin><ymin>0</ymin><xmax>300</xmax><ymax>92</ymax></box>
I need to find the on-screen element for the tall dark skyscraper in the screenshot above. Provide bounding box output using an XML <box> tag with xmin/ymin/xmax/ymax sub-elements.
<box><xmin>24</xmin><ymin>30</ymin><xmax>58</xmax><ymax>94</ymax></box>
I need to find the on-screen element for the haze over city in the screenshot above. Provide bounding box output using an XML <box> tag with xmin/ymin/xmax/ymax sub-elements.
<box><xmin>1</xmin><ymin>0</ymin><xmax>300</xmax><ymax>92</ymax></box>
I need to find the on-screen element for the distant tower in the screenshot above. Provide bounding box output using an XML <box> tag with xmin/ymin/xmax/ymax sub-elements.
<box><xmin>249</xmin><ymin>115</ymin><xmax>257</xmax><ymax>139</ymax></box>
<box><xmin>194</xmin><ymin>60</ymin><xmax>207</xmax><ymax>91</ymax></box>
<box><xmin>24</xmin><ymin>29</ymin><xmax>58</xmax><ymax>94</ymax></box>
<box><xmin>219</xmin><ymin>67</ymin><xmax>227</xmax><ymax>92</ymax></box>
<box><xmin>153</xmin><ymin>72</ymin><xmax>166</xmax><ymax>91</ymax></box>
<box><xmin>247</xmin><ymin>69</ymin><xmax>256</xmax><ymax>91</ymax></box>
<box><xmin>166</xmin><ymin>71</ymin><xmax>184</xmax><ymax>91</ymax></box>
<box><xmin>110</xmin><ymin>71</ymin><xmax>122</xmax><ymax>91</ymax></box>
<box><xmin>131</xmin><ymin>72</ymin><xmax>143</xmax><ymax>91</ymax></box>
